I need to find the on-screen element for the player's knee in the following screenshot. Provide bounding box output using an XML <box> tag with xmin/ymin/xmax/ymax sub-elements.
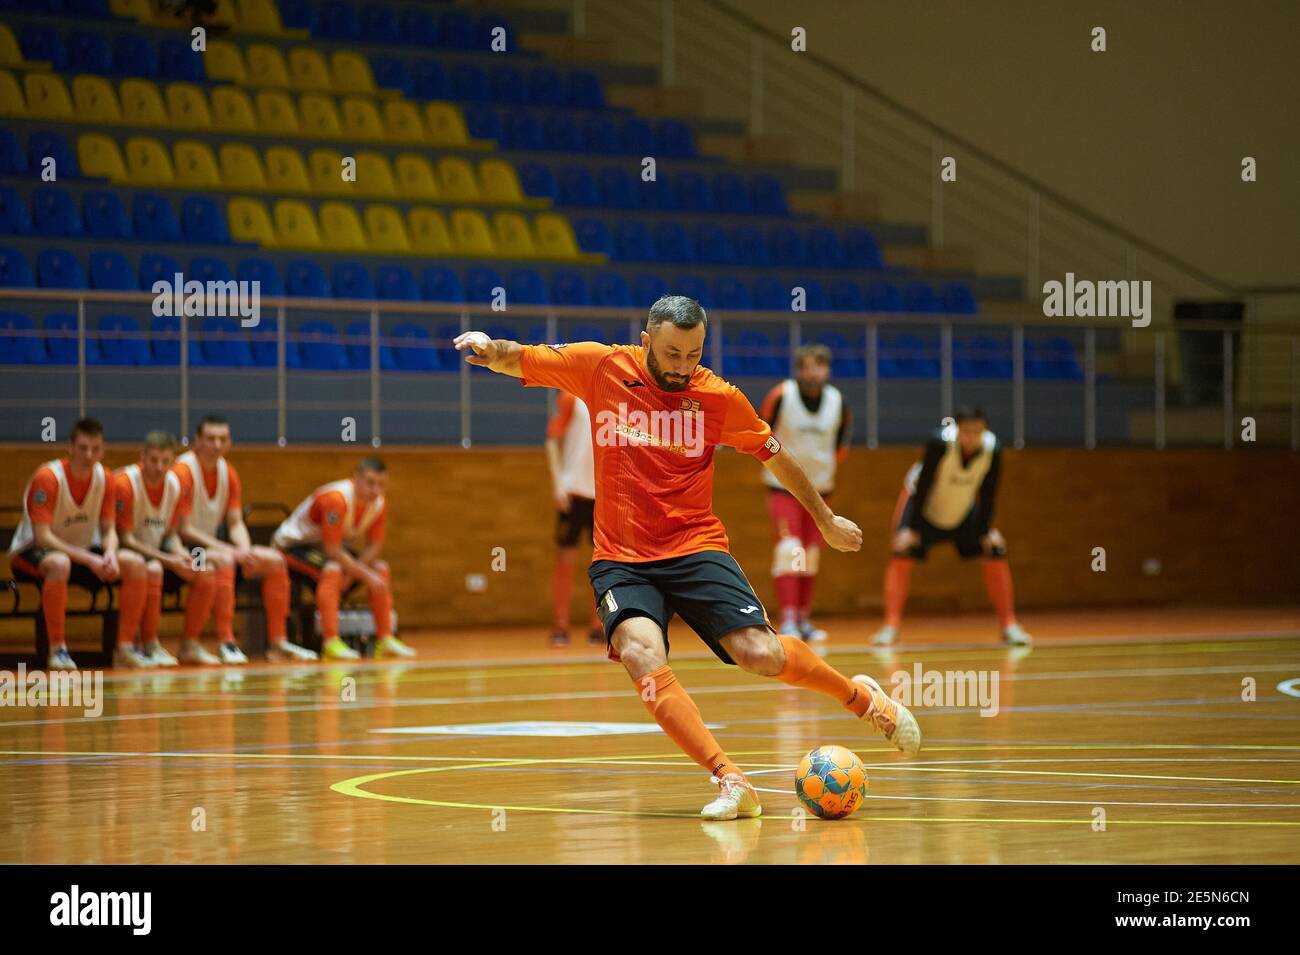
<box><xmin>725</xmin><ymin>628</ymin><xmax>784</xmax><ymax>675</ymax></box>
<box><xmin>118</xmin><ymin>550</ymin><xmax>146</xmax><ymax>576</ymax></box>
<box><xmin>146</xmin><ymin>560</ymin><xmax>164</xmax><ymax>579</ymax></box>
<box><xmin>321</xmin><ymin>561</ymin><xmax>343</xmax><ymax>578</ymax></box>
<box><xmin>41</xmin><ymin>552</ymin><xmax>71</xmax><ymax>580</ymax></box>
<box><xmin>611</xmin><ymin>618</ymin><xmax>664</xmax><ymax>674</ymax></box>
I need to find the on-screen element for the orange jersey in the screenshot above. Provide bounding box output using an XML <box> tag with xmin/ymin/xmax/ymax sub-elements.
<box><xmin>519</xmin><ymin>342</ymin><xmax>780</xmax><ymax>562</ymax></box>
<box><xmin>309</xmin><ymin>487</ymin><xmax>386</xmax><ymax>547</ymax></box>
<box><xmin>26</xmin><ymin>459</ymin><xmax>114</xmax><ymax>525</ymax></box>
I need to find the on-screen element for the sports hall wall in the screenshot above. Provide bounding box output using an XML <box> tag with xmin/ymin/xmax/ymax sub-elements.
<box><xmin>2</xmin><ymin>444</ymin><xmax>1297</xmax><ymax>638</ymax></box>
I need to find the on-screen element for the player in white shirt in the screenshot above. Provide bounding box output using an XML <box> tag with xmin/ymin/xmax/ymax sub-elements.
<box><xmin>544</xmin><ymin>391</ymin><xmax>602</xmax><ymax>648</ymax></box>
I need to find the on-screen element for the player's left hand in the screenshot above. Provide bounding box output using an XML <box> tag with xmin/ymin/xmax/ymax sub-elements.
<box><xmin>234</xmin><ymin>547</ymin><xmax>258</xmax><ymax>572</ymax></box>
<box><xmin>100</xmin><ymin>551</ymin><xmax>120</xmax><ymax>580</ymax></box>
<box><xmin>981</xmin><ymin>528</ymin><xmax>1006</xmax><ymax>554</ymax></box>
<box><xmin>820</xmin><ymin>514</ymin><xmax>863</xmax><ymax>553</ymax></box>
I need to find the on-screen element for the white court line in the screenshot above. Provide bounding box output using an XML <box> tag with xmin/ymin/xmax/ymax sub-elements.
<box><xmin>1278</xmin><ymin>678</ymin><xmax>1300</xmax><ymax>699</ymax></box>
<box><xmin>752</xmin><ymin>786</ymin><xmax>1300</xmax><ymax>810</ymax></box>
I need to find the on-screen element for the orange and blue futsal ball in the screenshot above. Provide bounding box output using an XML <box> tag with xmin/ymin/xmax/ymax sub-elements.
<box><xmin>795</xmin><ymin>745</ymin><xmax>869</xmax><ymax>819</ymax></box>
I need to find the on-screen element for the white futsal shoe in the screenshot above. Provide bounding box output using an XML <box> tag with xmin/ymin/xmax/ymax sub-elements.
<box><xmin>179</xmin><ymin>640</ymin><xmax>221</xmax><ymax>665</ymax></box>
<box><xmin>375</xmin><ymin>635</ymin><xmax>417</xmax><ymax>658</ymax></box>
<box><xmin>268</xmin><ymin>639</ymin><xmax>319</xmax><ymax>662</ymax></box>
<box><xmin>143</xmin><ymin>641</ymin><xmax>179</xmax><ymax>667</ymax></box>
<box><xmin>798</xmin><ymin>621</ymin><xmax>828</xmax><ymax>643</ymax></box>
<box><xmin>113</xmin><ymin>644</ymin><xmax>157</xmax><ymax>670</ymax></box>
<box><xmin>700</xmin><ymin>774</ymin><xmax>763</xmax><ymax>821</ymax></box>
<box><xmin>47</xmin><ymin>647</ymin><xmax>78</xmax><ymax>671</ymax></box>
<box><xmin>851</xmin><ymin>673</ymin><xmax>922</xmax><ymax>756</ymax></box>
<box><xmin>870</xmin><ymin>625</ymin><xmax>897</xmax><ymax>647</ymax></box>
<box><xmin>1002</xmin><ymin>623</ymin><xmax>1033</xmax><ymax>646</ymax></box>
<box><xmin>219</xmin><ymin>641</ymin><xmax>249</xmax><ymax>665</ymax></box>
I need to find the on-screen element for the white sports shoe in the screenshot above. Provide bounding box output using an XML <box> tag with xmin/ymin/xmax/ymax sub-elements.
<box><xmin>179</xmin><ymin>640</ymin><xmax>221</xmax><ymax>665</ymax></box>
<box><xmin>143</xmin><ymin>642</ymin><xmax>179</xmax><ymax>667</ymax></box>
<box><xmin>798</xmin><ymin>621</ymin><xmax>828</xmax><ymax>643</ymax></box>
<box><xmin>851</xmin><ymin>673</ymin><xmax>922</xmax><ymax>756</ymax></box>
<box><xmin>375</xmin><ymin>635</ymin><xmax>417</xmax><ymax>658</ymax></box>
<box><xmin>219</xmin><ymin>641</ymin><xmax>249</xmax><ymax>665</ymax></box>
<box><xmin>1002</xmin><ymin>623</ymin><xmax>1033</xmax><ymax>646</ymax></box>
<box><xmin>269</xmin><ymin>640</ymin><xmax>319</xmax><ymax>662</ymax></box>
<box><xmin>700</xmin><ymin>774</ymin><xmax>762</xmax><ymax>821</ymax></box>
<box><xmin>114</xmin><ymin>644</ymin><xmax>157</xmax><ymax>670</ymax></box>
<box><xmin>870</xmin><ymin>625</ymin><xmax>898</xmax><ymax>647</ymax></box>
<box><xmin>47</xmin><ymin>647</ymin><xmax>77</xmax><ymax>671</ymax></box>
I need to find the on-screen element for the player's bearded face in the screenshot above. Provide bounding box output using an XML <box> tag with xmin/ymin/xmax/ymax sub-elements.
<box><xmin>643</xmin><ymin>324</ymin><xmax>704</xmax><ymax>392</ymax></box>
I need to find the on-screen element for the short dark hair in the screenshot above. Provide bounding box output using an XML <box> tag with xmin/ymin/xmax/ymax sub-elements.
<box><xmin>356</xmin><ymin>456</ymin><xmax>387</xmax><ymax>474</ymax></box>
<box><xmin>196</xmin><ymin>414</ymin><xmax>229</xmax><ymax>436</ymax></box>
<box><xmin>795</xmin><ymin>343</ymin><xmax>832</xmax><ymax>368</ymax></box>
<box><xmin>143</xmin><ymin>430</ymin><xmax>176</xmax><ymax>452</ymax></box>
<box><xmin>953</xmin><ymin>406</ymin><xmax>987</xmax><ymax>424</ymax></box>
<box><xmin>647</xmin><ymin>295</ymin><xmax>707</xmax><ymax>332</ymax></box>
<box><xmin>71</xmin><ymin>417</ymin><xmax>104</xmax><ymax>440</ymax></box>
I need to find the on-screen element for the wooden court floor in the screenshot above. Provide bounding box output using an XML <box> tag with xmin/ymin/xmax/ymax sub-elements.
<box><xmin>2</xmin><ymin>609</ymin><xmax>1298</xmax><ymax>864</ymax></box>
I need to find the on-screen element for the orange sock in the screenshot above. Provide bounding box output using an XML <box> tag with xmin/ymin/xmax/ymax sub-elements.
<box><xmin>883</xmin><ymin>557</ymin><xmax>913</xmax><ymax>628</ymax></box>
<box><xmin>316</xmin><ymin>566</ymin><xmax>342</xmax><ymax>639</ymax></box>
<box><xmin>261</xmin><ymin>566</ymin><xmax>290</xmax><ymax>642</ymax></box>
<box><xmin>42</xmin><ymin>578</ymin><xmax>68</xmax><ymax>649</ymax></box>
<box><xmin>183</xmin><ymin>572</ymin><xmax>216</xmax><ymax>640</ymax></box>
<box><xmin>116</xmin><ymin>576</ymin><xmax>146</xmax><ymax>648</ymax></box>
<box><xmin>775</xmin><ymin>635</ymin><xmax>873</xmax><ymax>717</ymax></box>
<box><xmin>141</xmin><ymin>576</ymin><xmax>162</xmax><ymax>643</ymax></box>
<box><xmin>367</xmin><ymin>565</ymin><xmax>392</xmax><ymax>637</ymax></box>
<box><xmin>636</xmin><ymin>665</ymin><xmax>744</xmax><ymax>780</ymax></box>
<box><xmin>982</xmin><ymin>558</ymin><xmax>1016</xmax><ymax>628</ymax></box>
<box><xmin>214</xmin><ymin>565</ymin><xmax>236</xmax><ymax>641</ymax></box>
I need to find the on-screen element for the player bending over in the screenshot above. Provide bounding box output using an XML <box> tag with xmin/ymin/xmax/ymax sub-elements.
<box><xmin>456</xmin><ymin>296</ymin><xmax>920</xmax><ymax>821</ymax></box>
<box><xmin>272</xmin><ymin>457</ymin><xmax>415</xmax><ymax>660</ymax></box>
<box><xmin>872</xmin><ymin>407</ymin><xmax>1032</xmax><ymax>647</ymax></box>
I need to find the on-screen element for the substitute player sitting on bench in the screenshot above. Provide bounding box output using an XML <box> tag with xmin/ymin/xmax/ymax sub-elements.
<box><xmin>272</xmin><ymin>457</ymin><xmax>415</xmax><ymax>660</ymax></box>
<box><xmin>872</xmin><ymin>407</ymin><xmax>1032</xmax><ymax>647</ymax></box>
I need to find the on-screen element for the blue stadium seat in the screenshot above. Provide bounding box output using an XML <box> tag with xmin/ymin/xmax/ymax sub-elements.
<box><xmin>572</xmin><ymin>218</ymin><xmax>611</xmax><ymax>256</ymax></box>
<box><xmin>567</xmin><ymin>71</ymin><xmax>604</xmax><ymax>109</ymax></box>
<box><xmin>96</xmin><ymin>315</ymin><xmax>150</xmax><ymax>366</ymax></box>
<box><xmin>886</xmin><ymin>332</ymin><xmax>940</xmax><ymax>378</ymax></box>
<box><xmin>736</xmin><ymin>329</ymin><xmax>783</xmax><ymax>376</ymax></box>
<box><xmin>558</xmin><ymin>166</ymin><xmax>599</xmax><ymax>207</ymax></box>
<box><xmin>502</xmin><ymin>110</ymin><xmax>544</xmax><ymax>150</ymax></box>
<box><xmin>618</xmin><ymin>117</ymin><xmax>656</xmax><ymax>155</ymax></box>
<box><xmin>489</xmin><ymin>65</ymin><xmax>527</xmax><ymax>105</ymax></box>
<box><xmin>0</xmin><ymin>130</ymin><xmax>26</xmax><ymax>175</ymax></box>
<box><xmin>332</xmin><ymin>262</ymin><xmax>376</xmax><ymax>299</ymax></box>
<box><xmin>32</xmin><ymin>187</ymin><xmax>81</xmax><ymax>237</ymax></box>
<box><xmin>655</xmin><ymin>119</ymin><xmax>695</xmax><ymax>158</ymax></box>
<box><xmin>768</xmin><ymin>226</ymin><xmax>807</xmax><ymax>268</ymax></box>
<box><xmin>287</xmin><ymin>260</ymin><xmax>330</xmax><ymax>298</ymax></box>
<box><xmin>653</xmin><ymin>221</ymin><xmax>693</xmax><ymax>263</ymax></box>
<box><xmin>751</xmin><ymin>175</ymin><xmax>788</xmax><ymax>215</ymax></box>
<box><xmin>0</xmin><ymin>312</ymin><xmax>43</xmax><ymax>365</ymax></box>
<box><xmin>526</xmin><ymin>67</ymin><xmax>563</xmax><ymax>107</ymax></box>
<box><xmin>0</xmin><ymin>186</ymin><xmax>30</xmax><ymax>234</ymax></box>
<box><xmin>83</xmin><ymin>189</ymin><xmax>131</xmax><ymax>239</ymax></box>
<box><xmin>138</xmin><ymin>252</ymin><xmax>182</xmax><ymax>291</ymax></box>
<box><xmin>450</xmin><ymin>62</ymin><xmax>489</xmax><ymax>102</ymax></box>
<box><xmin>581</xmin><ymin>114</ymin><xmax>619</xmax><ymax>154</ymax></box>
<box><xmin>544</xmin><ymin>112</ymin><xmax>582</xmax><ymax>152</ymax></box>
<box><xmin>19</xmin><ymin>25</ymin><xmax>68</xmax><ymax>70</ymax></box>
<box><xmin>398</xmin><ymin>7</ymin><xmax>437</xmax><ymax>46</ymax></box>
<box><xmin>370</xmin><ymin>55</ymin><xmax>410</xmax><ymax>95</ymax></box>
<box><xmin>28</xmin><ymin>131</ymin><xmax>76</xmax><ymax>177</ymax></box>
<box><xmin>790</xmin><ymin>279</ymin><xmax>829</xmax><ymax>312</ymax></box>
<box><xmin>517</xmin><ymin>163</ymin><xmax>557</xmax><ymax>201</ymax></box>
<box><xmin>133</xmin><ymin>193</ymin><xmax>180</xmax><ymax>242</ymax></box>
<box><xmin>68</xmin><ymin>0</ymin><xmax>112</xmax><ymax>13</ymax></box>
<box><xmin>1026</xmin><ymin>336</ymin><xmax>1083</xmax><ymax>381</ymax></box>
<box><xmin>0</xmin><ymin>247</ymin><xmax>34</xmax><ymax>287</ymax></box>
<box><xmin>510</xmin><ymin>269</ymin><xmax>548</xmax><ymax>305</ymax></box>
<box><xmin>731</xmin><ymin>226</ymin><xmax>769</xmax><ymax>267</ymax></box>
<box><xmin>88</xmin><ymin>250</ymin><xmax>134</xmax><ymax>290</ymax></box>
<box><xmin>550</xmin><ymin>271</ymin><xmax>590</xmax><ymax>306</ymax></box>
<box><xmin>438</xmin><ymin>10</ymin><xmax>476</xmax><ymax>49</ymax></box>
<box><xmin>842</xmin><ymin>227</ymin><xmax>883</xmax><ymax>269</ymax></box>
<box><xmin>67</xmin><ymin>30</ymin><xmax>113</xmax><ymax>74</ymax></box>
<box><xmin>189</xmin><ymin>256</ymin><xmax>233</xmax><ymax>284</ymax></box>
<box><xmin>376</xmin><ymin>264</ymin><xmax>419</xmax><ymax>301</ymax></box>
<box><xmin>158</xmin><ymin>37</ymin><xmax>205</xmax><ymax>81</ymax></box>
<box><xmin>671</xmin><ymin>172</ymin><xmax>715</xmax><ymax>213</ymax></box>
<box><xmin>596</xmin><ymin>167</ymin><xmax>637</xmax><ymax>209</ymax></box>
<box><xmin>691</xmin><ymin>223</ymin><xmax>733</xmax><ymax>265</ymax></box>
<box><xmin>613</xmin><ymin>220</ymin><xmax>653</xmax><ymax>261</ymax></box>
<box><xmin>149</xmin><ymin>315</ymin><xmax>203</xmax><ymax>367</ymax></box>
<box><xmin>411</xmin><ymin>59</ymin><xmax>447</xmax><ymax>100</ymax></box>
<box><xmin>903</xmin><ymin>281</ymin><xmax>941</xmax><ymax>313</ymax></box>
<box><xmin>359</xmin><ymin>4</ymin><xmax>399</xmax><ymax>43</ymax></box>
<box><xmin>390</xmin><ymin>322</ymin><xmax>439</xmax><ymax>372</ymax></box>
<box><xmin>954</xmin><ymin>334</ymin><xmax>1011</xmax><ymax>380</ymax></box>
<box><xmin>631</xmin><ymin>274</ymin><xmax>667</xmax><ymax>305</ymax></box>
<box><xmin>113</xmin><ymin>34</ymin><xmax>157</xmax><ymax>78</ymax></box>
<box><xmin>278</xmin><ymin>0</ymin><xmax>316</xmax><ymax>29</ymax></box>
<box><xmin>36</xmin><ymin>248</ymin><xmax>86</xmax><ymax>289</ymax></box>
<box><xmin>344</xmin><ymin>320</ymin><xmax>397</xmax><ymax>371</ymax></box>
<box><xmin>673</xmin><ymin>275</ymin><xmax>709</xmax><ymax>305</ymax></box>
<box><xmin>237</xmin><ymin>258</ymin><xmax>284</xmax><ymax>296</ymax></box>
<box><xmin>713</xmin><ymin>173</ymin><xmax>751</xmax><ymax>214</ymax></box>
<box><xmin>296</xmin><ymin>320</ymin><xmax>347</xmax><ymax>370</ymax></box>
<box><xmin>808</xmin><ymin>227</ymin><xmax>846</xmax><ymax>269</ymax></box>
<box><xmin>817</xmin><ymin>331</ymin><xmax>866</xmax><ymax>378</ymax></box>
<box><xmin>465</xmin><ymin>267</ymin><xmax>503</xmax><ymax>303</ymax></box>
<box><xmin>591</xmin><ymin>272</ymin><xmax>631</xmax><ymax>308</ymax></box>
<box><xmin>464</xmin><ymin>105</ymin><xmax>503</xmax><ymax>142</ymax></box>
<box><xmin>247</xmin><ymin>317</ymin><xmax>290</xmax><ymax>368</ymax></box>
<box><xmin>421</xmin><ymin>267</ymin><xmax>464</xmax><ymax>302</ymax></box>
<box><xmin>712</xmin><ymin>276</ymin><xmax>752</xmax><ymax>310</ymax></box>
<box><xmin>752</xmin><ymin>277</ymin><xmax>787</xmax><ymax>311</ymax></box>
<box><xmin>939</xmin><ymin>280</ymin><xmax>978</xmax><ymax>314</ymax></box>
<box><xmin>181</xmin><ymin>196</ymin><xmax>229</xmax><ymax>244</ymax></box>
<box><xmin>318</xmin><ymin>0</ymin><xmax>361</xmax><ymax>40</ymax></box>
<box><xmin>828</xmin><ymin>279</ymin><xmax>865</xmax><ymax>312</ymax></box>
<box><xmin>43</xmin><ymin>313</ymin><xmax>78</xmax><ymax>364</ymax></box>
<box><xmin>865</xmin><ymin>280</ymin><xmax>905</xmax><ymax>312</ymax></box>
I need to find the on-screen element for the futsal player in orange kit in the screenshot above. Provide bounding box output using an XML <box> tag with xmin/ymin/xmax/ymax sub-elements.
<box><xmin>456</xmin><ymin>296</ymin><xmax>921</xmax><ymax>820</ymax></box>
<box><xmin>545</xmin><ymin>391</ymin><xmax>603</xmax><ymax>648</ymax></box>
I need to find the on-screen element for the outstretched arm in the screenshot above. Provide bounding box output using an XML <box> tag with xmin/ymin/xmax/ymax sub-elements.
<box><xmin>762</xmin><ymin>446</ymin><xmax>863</xmax><ymax>553</ymax></box>
<box><xmin>453</xmin><ymin>332</ymin><xmax>523</xmax><ymax>377</ymax></box>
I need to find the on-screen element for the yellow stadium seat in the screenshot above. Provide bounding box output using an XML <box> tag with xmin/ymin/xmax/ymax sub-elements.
<box><xmin>124</xmin><ymin>136</ymin><xmax>175</xmax><ymax>184</ymax></box>
<box><xmin>407</xmin><ymin>208</ymin><xmax>454</xmax><ymax>256</ymax></box>
<box><xmin>298</xmin><ymin>93</ymin><xmax>342</xmax><ymax>137</ymax></box>
<box><xmin>307</xmin><ymin>148</ymin><xmax>349</xmax><ymax>195</ymax></box>
<box><xmin>0</xmin><ymin>24</ymin><xmax>27</xmax><ymax>68</ymax></box>
<box><xmin>109</xmin><ymin>0</ymin><xmax>154</xmax><ymax>20</ymax></box>
<box><xmin>394</xmin><ymin>154</ymin><xmax>439</xmax><ymax>200</ymax></box>
<box><xmin>255</xmin><ymin>89</ymin><xmax>299</xmax><ymax>134</ymax></box>
<box><xmin>493</xmin><ymin>212</ymin><xmax>537</xmax><ymax>257</ymax></box>
<box><xmin>319</xmin><ymin>201</ymin><xmax>367</xmax><ymax>252</ymax></box>
<box><xmin>273</xmin><ymin>200</ymin><xmax>322</xmax><ymax>248</ymax></box>
<box><xmin>77</xmin><ymin>133</ymin><xmax>127</xmax><ymax>181</ymax></box>
<box><xmin>450</xmin><ymin>210</ymin><xmax>495</xmax><ymax>256</ymax></box>
<box><xmin>0</xmin><ymin>69</ymin><xmax>24</xmax><ymax>117</ymax></box>
<box><xmin>211</xmin><ymin>87</ymin><xmax>257</xmax><ymax>131</ymax></box>
<box><xmin>363</xmin><ymin>205</ymin><xmax>410</xmax><ymax>253</ymax></box>
<box><xmin>218</xmin><ymin>143</ymin><xmax>268</xmax><ymax>190</ymax></box>
<box><xmin>533</xmin><ymin>213</ymin><xmax>582</xmax><ymax>259</ymax></box>
<box><xmin>237</xmin><ymin>0</ymin><xmax>287</xmax><ymax>34</ymax></box>
<box><xmin>329</xmin><ymin>51</ymin><xmax>375</xmax><ymax>95</ymax></box>
<box><xmin>423</xmin><ymin>102</ymin><xmax>469</xmax><ymax>146</ymax></box>
<box><xmin>209</xmin><ymin>0</ymin><xmax>238</xmax><ymax>30</ymax></box>
<box><xmin>478</xmin><ymin>158</ymin><xmax>524</xmax><ymax>204</ymax></box>
<box><xmin>228</xmin><ymin>197</ymin><xmax>276</xmax><ymax>246</ymax></box>
<box><xmin>119</xmin><ymin>78</ymin><xmax>167</xmax><ymax>125</ymax></box>
<box><xmin>354</xmin><ymin>152</ymin><xmax>396</xmax><ymax>197</ymax></box>
<box><xmin>23</xmin><ymin>73</ymin><xmax>74</xmax><ymax>120</ymax></box>
<box><xmin>246</xmin><ymin>44</ymin><xmax>291</xmax><ymax>88</ymax></box>
<box><xmin>205</xmin><ymin>41</ymin><xmax>247</xmax><ymax>84</ymax></box>
<box><xmin>264</xmin><ymin>146</ymin><xmax>312</xmax><ymax>192</ymax></box>
<box><xmin>174</xmin><ymin>140</ymin><xmax>221</xmax><ymax>188</ymax></box>
<box><xmin>166</xmin><ymin>82</ymin><xmax>212</xmax><ymax>128</ymax></box>
<box><xmin>381</xmin><ymin>101</ymin><xmax>425</xmax><ymax>144</ymax></box>
<box><xmin>436</xmin><ymin>157</ymin><xmax>480</xmax><ymax>202</ymax></box>
<box><xmin>340</xmin><ymin>96</ymin><xmax>384</xmax><ymax>141</ymax></box>
<box><xmin>288</xmin><ymin>48</ymin><xmax>331</xmax><ymax>91</ymax></box>
<box><xmin>72</xmin><ymin>76</ymin><xmax>122</xmax><ymax>123</ymax></box>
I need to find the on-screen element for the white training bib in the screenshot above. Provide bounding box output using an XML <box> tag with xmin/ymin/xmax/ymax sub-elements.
<box><xmin>273</xmin><ymin>479</ymin><xmax>383</xmax><ymax>550</ymax></box>
<box><xmin>558</xmin><ymin>396</ymin><xmax>595</xmax><ymax>500</ymax></box>
<box><xmin>120</xmin><ymin>463</ymin><xmax>181</xmax><ymax>550</ymax></box>
<box><xmin>911</xmin><ymin>428</ymin><xmax>998</xmax><ymax>529</ymax></box>
<box><xmin>9</xmin><ymin>459</ymin><xmax>105</xmax><ymax>553</ymax></box>
<box><xmin>762</xmin><ymin>380</ymin><xmax>842</xmax><ymax>494</ymax></box>
<box><xmin>175</xmin><ymin>450</ymin><xmax>229</xmax><ymax>537</ymax></box>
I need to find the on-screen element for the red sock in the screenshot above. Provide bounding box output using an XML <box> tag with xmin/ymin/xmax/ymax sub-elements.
<box><xmin>261</xmin><ymin>566</ymin><xmax>290</xmax><ymax>642</ymax></box>
<box><xmin>774</xmin><ymin>574</ymin><xmax>799</xmax><ymax>617</ymax></box>
<box><xmin>636</xmin><ymin>665</ymin><xmax>744</xmax><ymax>780</ymax></box>
<box><xmin>982</xmin><ymin>559</ymin><xmax>1017</xmax><ymax>628</ymax></box>
<box><xmin>775</xmin><ymin>635</ymin><xmax>872</xmax><ymax>717</ymax></box>
<box><xmin>141</xmin><ymin>576</ymin><xmax>163</xmax><ymax>643</ymax></box>
<box><xmin>42</xmin><ymin>578</ymin><xmax>68</xmax><ymax>649</ymax></box>
<box><xmin>883</xmin><ymin>557</ymin><xmax>913</xmax><ymax>628</ymax></box>
<box><xmin>316</xmin><ymin>566</ymin><xmax>342</xmax><ymax>639</ymax></box>
<box><xmin>183</xmin><ymin>572</ymin><xmax>216</xmax><ymax>640</ymax></box>
<box><xmin>367</xmin><ymin>565</ymin><xmax>392</xmax><ymax>637</ymax></box>
<box><xmin>796</xmin><ymin>574</ymin><xmax>815</xmax><ymax>617</ymax></box>
<box><xmin>117</xmin><ymin>575</ymin><xmax>146</xmax><ymax>648</ymax></box>
<box><xmin>214</xmin><ymin>565</ymin><xmax>236</xmax><ymax>641</ymax></box>
<box><xmin>551</xmin><ymin>551</ymin><xmax>574</xmax><ymax>632</ymax></box>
